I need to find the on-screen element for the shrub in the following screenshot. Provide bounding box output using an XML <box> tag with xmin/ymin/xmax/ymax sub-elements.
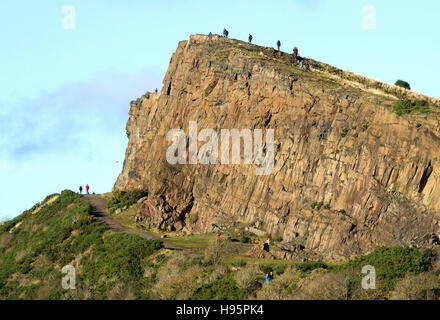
<box><xmin>392</xmin><ymin>99</ymin><xmax>429</xmax><ymax>116</ymax></box>
<box><xmin>234</xmin><ymin>264</ymin><xmax>260</xmax><ymax>289</ymax></box>
<box><xmin>344</xmin><ymin>246</ymin><xmax>430</xmax><ymax>292</ymax></box>
<box><xmin>294</xmin><ymin>270</ymin><xmax>352</xmax><ymax>300</ymax></box>
<box><xmin>153</xmin><ymin>253</ymin><xmax>206</xmax><ymax>299</ymax></box>
<box><xmin>107</xmin><ymin>189</ymin><xmax>148</xmax><ymax>213</ymax></box>
<box><xmin>272</xmin><ymin>236</ymin><xmax>283</xmax><ymax>243</ymax></box>
<box><xmin>340</xmin><ymin>128</ymin><xmax>349</xmax><ymax>138</ymax></box>
<box><xmin>240</xmin><ymin>236</ymin><xmax>250</xmax><ymax>243</ymax></box>
<box><xmin>259</xmin><ymin>263</ymin><xmax>287</xmax><ymax>275</ymax></box>
<box><xmin>311</xmin><ymin>201</ymin><xmax>323</xmax><ymax>210</ymax></box>
<box><xmin>108</xmin><ymin>281</ymin><xmax>136</xmax><ymax>300</ymax></box>
<box><xmin>192</xmin><ymin>273</ymin><xmax>250</xmax><ymax>300</ymax></box>
<box><xmin>204</xmin><ymin>238</ymin><xmax>230</xmax><ymax>264</ymax></box>
<box><xmin>395</xmin><ymin>80</ymin><xmax>411</xmax><ymax>90</ymax></box>
<box><xmin>296</xmin><ymin>261</ymin><xmax>328</xmax><ymax>273</ymax></box>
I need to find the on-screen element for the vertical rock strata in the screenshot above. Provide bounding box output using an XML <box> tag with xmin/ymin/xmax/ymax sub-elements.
<box><xmin>115</xmin><ymin>34</ymin><xmax>440</xmax><ymax>259</ymax></box>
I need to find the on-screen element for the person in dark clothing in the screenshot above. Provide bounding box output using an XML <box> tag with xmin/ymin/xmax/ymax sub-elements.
<box><xmin>248</xmin><ymin>34</ymin><xmax>253</xmax><ymax>44</ymax></box>
<box><xmin>276</xmin><ymin>40</ymin><xmax>281</xmax><ymax>51</ymax></box>
<box><xmin>79</xmin><ymin>186</ymin><xmax>83</xmax><ymax>194</ymax></box>
<box><xmin>223</xmin><ymin>28</ymin><xmax>229</xmax><ymax>38</ymax></box>
<box><xmin>86</xmin><ymin>184</ymin><xmax>90</xmax><ymax>194</ymax></box>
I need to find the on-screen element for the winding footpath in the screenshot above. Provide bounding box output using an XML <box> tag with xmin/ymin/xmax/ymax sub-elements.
<box><xmin>83</xmin><ymin>194</ymin><xmax>180</xmax><ymax>250</ymax></box>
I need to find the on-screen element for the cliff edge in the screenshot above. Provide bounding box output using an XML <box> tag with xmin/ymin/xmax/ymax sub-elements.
<box><xmin>114</xmin><ymin>34</ymin><xmax>440</xmax><ymax>259</ymax></box>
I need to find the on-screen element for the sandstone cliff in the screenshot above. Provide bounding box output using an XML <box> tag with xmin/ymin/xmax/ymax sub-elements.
<box><xmin>114</xmin><ymin>34</ymin><xmax>440</xmax><ymax>260</ymax></box>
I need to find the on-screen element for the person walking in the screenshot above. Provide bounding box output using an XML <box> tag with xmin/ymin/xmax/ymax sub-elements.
<box><xmin>79</xmin><ymin>186</ymin><xmax>83</xmax><ymax>194</ymax></box>
<box><xmin>86</xmin><ymin>184</ymin><xmax>90</xmax><ymax>194</ymax></box>
<box><xmin>276</xmin><ymin>40</ymin><xmax>281</xmax><ymax>52</ymax></box>
<box><xmin>223</xmin><ymin>28</ymin><xmax>229</xmax><ymax>38</ymax></box>
<box><xmin>248</xmin><ymin>34</ymin><xmax>253</xmax><ymax>44</ymax></box>
<box><xmin>265</xmin><ymin>273</ymin><xmax>271</xmax><ymax>283</ymax></box>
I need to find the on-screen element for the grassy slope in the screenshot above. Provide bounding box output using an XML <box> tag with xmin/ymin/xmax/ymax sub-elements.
<box><xmin>1</xmin><ymin>190</ymin><xmax>438</xmax><ymax>300</ymax></box>
<box><xmin>0</xmin><ymin>190</ymin><xmax>162</xmax><ymax>300</ymax></box>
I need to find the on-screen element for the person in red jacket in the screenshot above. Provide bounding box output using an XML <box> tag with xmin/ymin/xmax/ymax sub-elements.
<box><xmin>86</xmin><ymin>184</ymin><xmax>90</xmax><ymax>194</ymax></box>
<box><xmin>293</xmin><ymin>46</ymin><xmax>299</xmax><ymax>64</ymax></box>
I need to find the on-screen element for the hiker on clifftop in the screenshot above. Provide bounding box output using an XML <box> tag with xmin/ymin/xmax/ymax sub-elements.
<box><xmin>276</xmin><ymin>40</ymin><xmax>281</xmax><ymax>51</ymax></box>
<box><xmin>293</xmin><ymin>46</ymin><xmax>299</xmax><ymax>64</ymax></box>
<box><xmin>79</xmin><ymin>186</ymin><xmax>83</xmax><ymax>194</ymax></box>
<box><xmin>248</xmin><ymin>34</ymin><xmax>253</xmax><ymax>44</ymax></box>
<box><xmin>86</xmin><ymin>184</ymin><xmax>90</xmax><ymax>194</ymax></box>
<box><xmin>223</xmin><ymin>28</ymin><xmax>229</xmax><ymax>38</ymax></box>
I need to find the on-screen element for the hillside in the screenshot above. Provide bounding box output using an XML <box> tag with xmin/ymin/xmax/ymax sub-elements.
<box><xmin>1</xmin><ymin>190</ymin><xmax>440</xmax><ymax>300</ymax></box>
<box><xmin>114</xmin><ymin>34</ymin><xmax>440</xmax><ymax>260</ymax></box>
<box><xmin>0</xmin><ymin>191</ymin><xmax>163</xmax><ymax>299</ymax></box>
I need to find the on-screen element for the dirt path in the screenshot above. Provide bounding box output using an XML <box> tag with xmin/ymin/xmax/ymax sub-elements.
<box><xmin>83</xmin><ymin>194</ymin><xmax>179</xmax><ymax>250</ymax></box>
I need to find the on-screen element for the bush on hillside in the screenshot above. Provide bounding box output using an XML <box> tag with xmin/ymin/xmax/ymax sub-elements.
<box><xmin>191</xmin><ymin>273</ymin><xmax>250</xmax><ymax>300</ymax></box>
<box><xmin>107</xmin><ymin>189</ymin><xmax>149</xmax><ymax>213</ymax></box>
<box><xmin>395</xmin><ymin>80</ymin><xmax>411</xmax><ymax>90</ymax></box>
<box><xmin>392</xmin><ymin>99</ymin><xmax>429</xmax><ymax>115</ymax></box>
<box><xmin>344</xmin><ymin>246</ymin><xmax>430</xmax><ymax>292</ymax></box>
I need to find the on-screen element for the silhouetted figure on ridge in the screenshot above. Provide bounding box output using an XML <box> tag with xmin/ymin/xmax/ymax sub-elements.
<box><xmin>277</xmin><ymin>40</ymin><xmax>281</xmax><ymax>51</ymax></box>
<box><xmin>79</xmin><ymin>186</ymin><xmax>83</xmax><ymax>194</ymax></box>
<box><xmin>223</xmin><ymin>28</ymin><xmax>229</xmax><ymax>38</ymax></box>
<box><xmin>248</xmin><ymin>34</ymin><xmax>253</xmax><ymax>44</ymax></box>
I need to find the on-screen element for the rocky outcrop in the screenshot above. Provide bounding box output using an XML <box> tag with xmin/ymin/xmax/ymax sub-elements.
<box><xmin>114</xmin><ymin>34</ymin><xmax>440</xmax><ymax>260</ymax></box>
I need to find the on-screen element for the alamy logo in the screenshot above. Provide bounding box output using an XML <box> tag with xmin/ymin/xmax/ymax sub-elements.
<box><xmin>61</xmin><ymin>265</ymin><xmax>76</xmax><ymax>290</ymax></box>
<box><xmin>166</xmin><ymin>121</ymin><xmax>275</xmax><ymax>175</ymax></box>
<box><xmin>361</xmin><ymin>265</ymin><xmax>376</xmax><ymax>290</ymax></box>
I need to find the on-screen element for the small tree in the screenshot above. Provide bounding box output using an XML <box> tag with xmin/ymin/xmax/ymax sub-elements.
<box><xmin>395</xmin><ymin>80</ymin><xmax>411</xmax><ymax>90</ymax></box>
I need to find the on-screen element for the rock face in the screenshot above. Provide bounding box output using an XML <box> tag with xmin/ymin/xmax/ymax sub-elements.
<box><xmin>114</xmin><ymin>34</ymin><xmax>440</xmax><ymax>260</ymax></box>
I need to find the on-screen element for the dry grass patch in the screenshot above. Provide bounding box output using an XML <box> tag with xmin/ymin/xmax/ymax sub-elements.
<box><xmin>255</xmin><ymin>267</ymin><xmax>302</xmax><ymax>300</ymax></box>
<box><xmin>391</xmin><ymin>272</ymin><xmax>440</xmax><ymax>300</ymax></box>
<box><xmin>293</xmin><ymin>269</ymin><xmax>351</xmax><ymax>300</ymax></box>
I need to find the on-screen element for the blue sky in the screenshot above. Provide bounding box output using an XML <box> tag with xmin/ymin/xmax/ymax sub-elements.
<box><xmin>1</xmin><ymin>0</ymin><xmax>439</xmax><ymax>220</ymax></box>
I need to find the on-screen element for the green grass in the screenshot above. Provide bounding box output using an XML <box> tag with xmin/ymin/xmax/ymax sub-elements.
<box><xmin>113</xmin><ymin>208</ymin><xmax>138</xmax><ymax>230</ymax></box>
<box><xmin>0</xmin><ymin>190</ymin><xmax>163</xmax><ymax>300</ymax></box>
<box><xmin>337</xmin><ymin>246</ymin><xmax>431</xmax><ymax>292</ymax></box>
<box><xmin>1</xmin><ymin>188</ymin><xmax>436</xmax><ymax>300</ymax></box>
<box><xmin>191</xmin><ymin>273</ymin><xmax>251</xmax><ymax>300</ymax></box>
<box><xmin>165</xmin><ymin>234</ymin><xmax>213</xmax><ymax>249</ymax></box>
